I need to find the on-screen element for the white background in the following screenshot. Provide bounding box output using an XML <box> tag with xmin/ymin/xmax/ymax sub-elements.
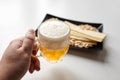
<box><xmin>0</xmin><ymin>0</ymin><xmax>120</xmax><ymax>80</ymax></box>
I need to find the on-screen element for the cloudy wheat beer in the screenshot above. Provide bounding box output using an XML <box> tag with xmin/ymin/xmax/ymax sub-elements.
<box><xmin>38</xmin><ymin>20</ymin><xmax>70</xmax><ymax>62</ymax></box>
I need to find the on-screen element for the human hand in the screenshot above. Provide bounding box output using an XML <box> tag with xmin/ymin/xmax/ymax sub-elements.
<box><xmin>0</xmin><ymin>29</ymin><xmax>40</xmax><ymax>80</ymax></box>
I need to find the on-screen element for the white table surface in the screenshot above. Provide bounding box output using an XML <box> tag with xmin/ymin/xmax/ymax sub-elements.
<box><xmin>0</xmin><ymin>0</ymin><xmax>120</xmax><ymax>80</ymax></box>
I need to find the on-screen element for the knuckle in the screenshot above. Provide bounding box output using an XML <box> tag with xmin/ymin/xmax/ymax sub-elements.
<box><xmin>22</xmin><ymin>46</ymin><xmax>32</xmax><ymax>53</ymax></box>
<box><xmin>26</xmin><ymin>33</ymin><xmax>35</xmax><ymax>41</ymax></box>
<box><xmin>9</xmin><ymin>40</ymin><xmax>15</xmax><ymax>45</ymax></box>
<box><xmin>23</xmin><ymin>53</ymin><xmax>30</xmax><ymax>59</ymax></box>
<box><xmin>18</xmin><ymin>48</ymin><xmax>30</xmax><ymax>58</ymax></box>
<box><xmin>9</xmin><ymin>39</ymin><xmax>19</xmax><ymax>46</ymax></box>
<box><xmin>23</xmin><ymin>47</ymin><xmax>30</xmax><ymax>52</ymax></box>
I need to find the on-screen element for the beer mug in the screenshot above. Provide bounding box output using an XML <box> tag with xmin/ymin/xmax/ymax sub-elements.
<box><xmin>37</xmin><ymin>20</ymin><xmax>70</xmax><ymax>62</ymax></box>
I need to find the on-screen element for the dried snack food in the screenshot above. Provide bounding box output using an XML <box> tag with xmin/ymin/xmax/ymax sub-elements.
<box><xmin>79</xmin><ymin>24</ymin><xmax>97</xmax><ymax>31</ymax></box>
<box><xmin>69</xmin><ymin>24</ymin><xmax>98</xmax><ymax>48</ymax></box>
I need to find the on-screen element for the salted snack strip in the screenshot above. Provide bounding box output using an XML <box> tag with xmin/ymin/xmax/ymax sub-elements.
<box><xmin>70</xmin><ymin>30</ymin><xmax>94</xmax><ymax>41</ymax></box>
<box><xmin>65</xmin><ymin>21</ymin><xmax>106</xmax><ymax>42</ymax></box>
<box><xmin>70</xmin><ymin>35</ymin><xmax>92</xmax><ymax>42</ymax></box>
<box><xmin>64</xmin><ymin>20</ymin><xmax>96</xmax><ymax>42</ymax></box>
<box><xmin>74</xmin><ymin>29</ymin><xmax>106</xmax><ymax>42</ymax></box>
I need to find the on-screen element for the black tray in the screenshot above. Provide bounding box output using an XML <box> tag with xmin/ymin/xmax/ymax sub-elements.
<box><xmin>35</xmin><ymin>14</ymin><xmax>104</xmax><ymax>50</ymax></box>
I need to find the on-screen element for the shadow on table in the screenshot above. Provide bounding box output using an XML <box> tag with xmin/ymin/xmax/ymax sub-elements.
<box><xmin>68</xmin><ymin>47</ymin><xmax>108</xmax><ymax>63</ymax></box>
<box><xmin>48</xmin><ymin>67</ymin><xmax>80</xmax><ymax>80</ymax></box>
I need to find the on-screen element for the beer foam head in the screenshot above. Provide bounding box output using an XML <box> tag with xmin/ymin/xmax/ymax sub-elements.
<box><xmin>39</xmin><ymin>20</ymin><xmax>70</xmax><ymax>39</ymax></box>
<box><xmin>38</xmin><ymin>20</ymin><xmax>70</xmax><ymax>49</ymax></box>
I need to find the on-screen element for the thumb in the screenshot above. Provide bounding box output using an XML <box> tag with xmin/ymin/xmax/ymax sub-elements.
<box><xmin>22</xmin><ymin>29</ymin><xmax>35</xmax><ymax>53</ymax></box>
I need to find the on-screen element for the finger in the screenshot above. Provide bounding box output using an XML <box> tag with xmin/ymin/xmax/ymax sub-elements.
<box><xmin>22</xmin><ymin>29</ymin><xmax>35</xmax><ymax>53</ymax></box>
<box><xmin>29</xmin><ymin>62</ymin><xmax>35</xmax><ymax>73</ymax></box>
<box><xmin>33</xmin><ymin>42</ymin><xmax>38</xmax><ymax>50</ymax></box>
<box><xmin>32</xmin><ymin>42</ymin><xmax>39</xmax><ymax>55</ymax></box>
<box><xmin>34</xmin><ymin>41</ymin><xmax>39</xmax><ymax>51</ymax></box>
<box><xmin>34</xmin><ymin>57</ymin><xmax>40</xmax><ymax>71</ymax></box>
<box><xmin>31</xmin><ymin>55</ymin><xmax>40</xmax><ymax>71</ymax></box>
<box><xmin>29</xmin><ymin>55</ymin><xmax>36</xmax><ymax>73</ymax></box>
<box><xmin>9</xmin><ymin>37</ymin><xmax>24</xmax><ymax>49</ymax></box>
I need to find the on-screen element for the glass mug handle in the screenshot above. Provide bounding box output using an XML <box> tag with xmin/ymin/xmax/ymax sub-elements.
<box><xmin>35</xmin><ymin>29</ymin><xmax>41</xmax><ymax>57</ymax></box>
